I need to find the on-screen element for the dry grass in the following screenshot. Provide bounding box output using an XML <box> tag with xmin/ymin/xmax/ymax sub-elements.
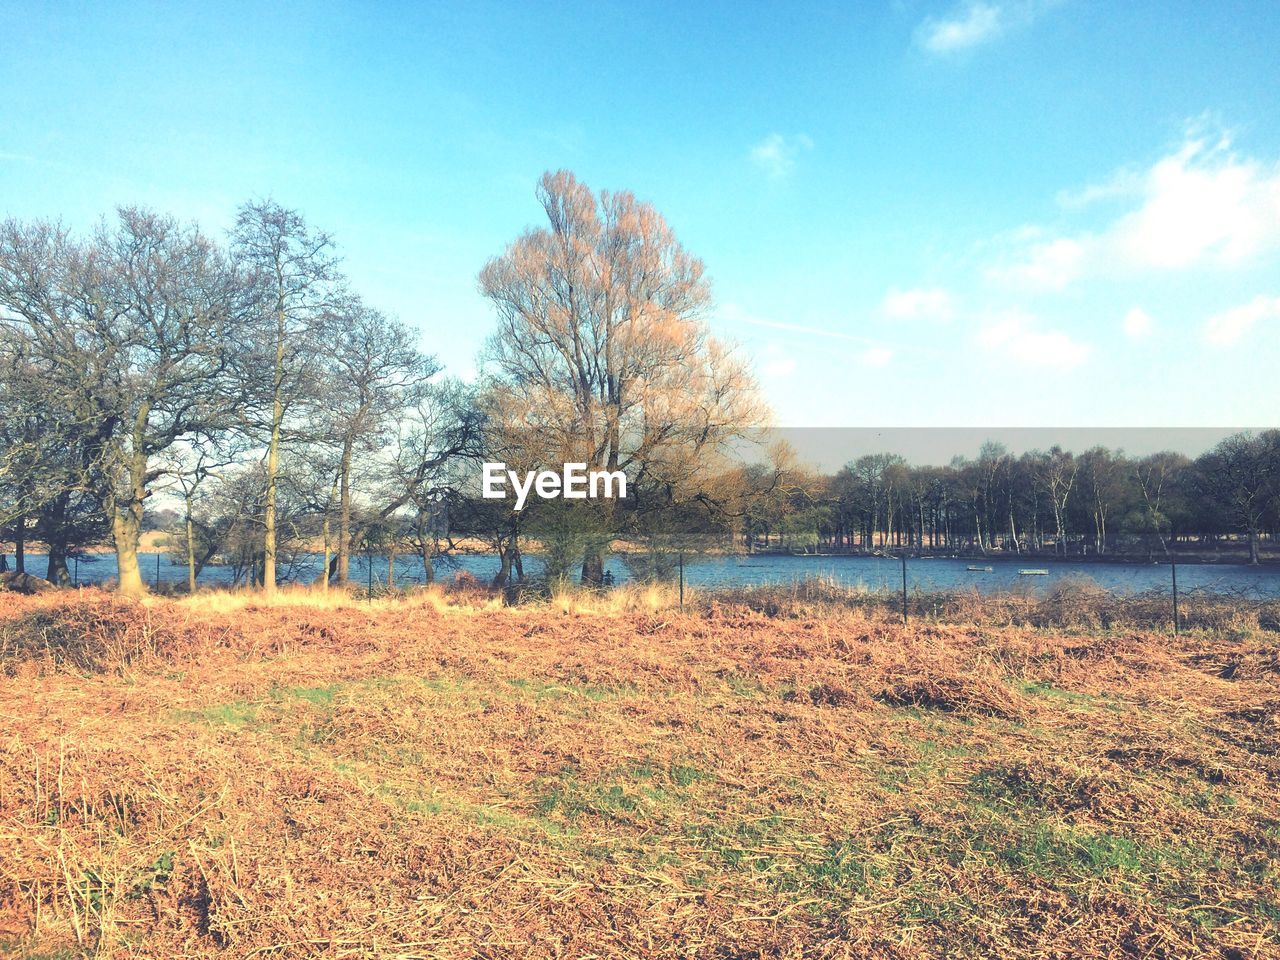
<box><xmin>715</xmin><ymin>574</ymin><xmax>1280</xmax><ymax>636</ymax></box>
<box><xmin>0</xmin><ymin>589</ymin><xmax>1277</xmax><ymax>959</ymax></box>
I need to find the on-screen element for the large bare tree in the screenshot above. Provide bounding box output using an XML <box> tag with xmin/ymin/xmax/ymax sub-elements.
<box><xmin>478</xmin><ymin>170</ymin><xmax>763</xmax><ymax>583</ymax></box>
<box><xmin>0</xmin><ymin>210</ymin><xmax>248</xmax><ymax>595</ymax></box>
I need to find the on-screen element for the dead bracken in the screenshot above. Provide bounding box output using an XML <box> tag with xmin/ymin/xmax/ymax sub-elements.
<box><xmin>0</xmin><ymin>587</ymin><xmax>1277</xmax><ymax>959</ymax></box>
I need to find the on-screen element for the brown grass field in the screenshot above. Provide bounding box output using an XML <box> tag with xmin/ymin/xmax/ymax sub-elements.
<box><xmin>0</xmin><ymin>586</ymin><xmax>1278</xmax><ymax>959</ymax></box>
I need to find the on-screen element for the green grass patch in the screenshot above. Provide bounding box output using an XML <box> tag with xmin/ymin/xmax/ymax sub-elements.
<box><xmin>504</xmin><ymin>676</ymin><xmax>639</xmax><ymax>701</ymax></box>
<box><xmin>173</xmin><ymin>700</ymin><xmax>260</xmax><ymax>728</ymax></box>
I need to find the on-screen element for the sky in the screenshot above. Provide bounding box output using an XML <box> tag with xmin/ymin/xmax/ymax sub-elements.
<box><xmin>2</xmin><ymin>0</ymin><xmax>1279</xmax><ymax>444</ymax></box>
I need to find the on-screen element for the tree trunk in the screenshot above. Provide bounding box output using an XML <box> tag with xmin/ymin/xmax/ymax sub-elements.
<box><xmin>492</xmin><ymin>545</ymin><xmax>512</xmax><ymax>589</ymax></box>
<box><xmin>13</xmin><ymin>515</ymin><xmax>25</xmax><ymax>575</ymax></box>
<box><xmin>263</xmin><ymin>406</ymin><xmax>281</xmax><ymax>594</ymax></box>
<box><xmin>321</xmin><ymin>514</ymin><xmax>331</xmax><ymax>590</ymax></box>
<box><xmin>337</xmin><ymin>438</ymin><xmax>354</xmax><ymax>584</ymax></box>
<box><xmin>262</xmin><ymin>303</ymin><xmax>286</xmax><ymax>595</ymax></box>
<box><xmin>185</xmin><ymin>494</ymin><xmax>197</xmax><ymax>593</ymax></box>
<box><xmin>415</xmin><ymin>512</ymin><xmax>435</xmax><ymax>584</ymax></box>
<box><xmin>112</xmin><ymin>432</ymin><xmax>149</xmax><ymax>597</ymax></box>
<box><xmin>39</xmin><ymin>492</ymin><xmax>72</xmax><ymax>585</ymax></box>
<box><xmin>45</xmin><ymin>544</ymin><xmax>69</xmax><ymax>586</ymax></box>
<box><xmin>320</xmin><ymin>476</ymin><xmax>337</xmax><ymax>589</ymax></box>
<box><xmin>113</xmin><ymin>499</ymin><xmax>145</xmax><ymax>597</ymax></box>
<box><xmin>580</xmin><ymin>548</ymin><xmax>604</xmax><ymax>586</ymax></box>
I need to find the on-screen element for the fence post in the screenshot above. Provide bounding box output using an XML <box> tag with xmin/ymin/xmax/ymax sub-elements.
<box><xmin>367</xmin><ymin>549</ymin><xmax>373</xmax><ymax>603</ymax></box>
<box><xmin>73</xmin><ymin>556</ymin><xmax>79</xmax><ymax>588</ymax></box>
<box><xmin>678</xmin><ymin>552</ymin><xmax>685</xmax><ymax>609</ymax></box>
<box><xmin>901</xmin><ymin>553</ymin><xmax>908</xmax><ymax>625</ymax></box>
<box><xmin>1171</xmin><ymin>562</ymin><xmax>1179</xmax><ymax>637</ymax></box>
<box><xmin>155</xmin><ymin>552</ymin><xmax>160</xmax><ymax>590</ymax></box>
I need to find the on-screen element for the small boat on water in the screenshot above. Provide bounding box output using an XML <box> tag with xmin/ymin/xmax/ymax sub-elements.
<box><xmin>967</xmin><ymin>565</ymin><xmax>993</xmax><ymax>572</ymax></box>
<box><xmin>1018</xmin><ymin>568</ymin><xmax>1050</xmax><ymax>576</ymax></box>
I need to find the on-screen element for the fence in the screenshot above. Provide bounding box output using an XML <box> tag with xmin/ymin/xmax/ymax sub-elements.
<box><xmin>14</xmin><ymin>549</ymin><xmax>1280</xmax><ymax>634</ymax></box>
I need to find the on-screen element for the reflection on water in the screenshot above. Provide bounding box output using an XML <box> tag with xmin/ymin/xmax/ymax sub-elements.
<box><xmin>23</xmin><ymin>551</ymin><xmax>1280</xmax><ymax>598</ymax></box>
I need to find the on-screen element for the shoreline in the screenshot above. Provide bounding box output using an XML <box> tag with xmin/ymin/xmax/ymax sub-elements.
<box><xmin>7</xmin><ymin>545</ymin><xmax>1276</xmax><ymax>570</ymax></box>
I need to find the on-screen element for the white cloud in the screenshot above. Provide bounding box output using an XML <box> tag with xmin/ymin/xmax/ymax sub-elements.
<box><xmin>916</xmin><ymin>1</ymin><xmax>1059</xmax><ymax>54</ymax></box>
<box><xmin>1204</xmin><ymin>295</ymin><xmax>1280</xmax><ymax>347</ymax></box>
<box><xmin>1111</xmin><ymin>136</ymin><xmax>1280</xmax><ymax>269</ymax></box>
<box><xmin>987</xmin><ymin>236</ymin><xmax>1086</xmax><ymax>292</ymax></box>
<box><xmin>991</xmin><ymin>132</ymin><xmax>1280</xmax><ymax>291</ymax></box>
<box><xmin>1055</xmin><ymin>168</ymin><xmax>1143</xmax><ymax>208</ymax></box>
<box><xmin>720</xmin><ymin>306</ymin><xmax>890</xmax><ymax>371</ymax></box>
<box><xmin>1122</xmin><ymin>307</ymin><xmax>1154</xmax><ymax>340</ymax></box>
<box><xmin>719</xmin><ymin>303</ymin><xmax>882</xmax><ymax>344</ymax></box>
<box><xmin>761</xmin><ymin>345</ymin><xmax>798</xmax><ymax>379</ymax></box>
<box><xmin>858</xmin><ymin>347</ymin><xmax>894</xmax><ymax>367</ymax></box>
<box><xmin>881</xmin><ymin>287</ymin><xmax>955</xmax><ymax>322</ymax></box>
<box><xmin>917</xmin><ymin>2</ymin><xmax>1004</xmax><ymax>53</ymax></box>
<box><xmin>977</xmin><ymin>310</ymin><xmax>1091</xmax><ymax>370</ymax></box>
<box><xmin>749</xmin><ymin>133</ymin><xmax>813</xmax><ymax>180</ymax></box>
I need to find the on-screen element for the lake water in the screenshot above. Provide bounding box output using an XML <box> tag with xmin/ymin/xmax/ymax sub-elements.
<box><xmin>16</xmin><ymin>551</ymin><xmax>1280</xmax><ymax>598</ymax></box>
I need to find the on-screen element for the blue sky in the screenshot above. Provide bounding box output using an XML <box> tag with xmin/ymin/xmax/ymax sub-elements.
<box><xmin>3</xmin><ymin>0</ymin><xmax>1278</xmax><ymax>433</ymax></box>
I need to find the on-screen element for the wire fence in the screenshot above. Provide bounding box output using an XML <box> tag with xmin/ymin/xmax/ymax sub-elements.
<box><xmin>16</xmin><ymin>550</ymin><xmax>1280</xmax><ymax>635</ymax></box>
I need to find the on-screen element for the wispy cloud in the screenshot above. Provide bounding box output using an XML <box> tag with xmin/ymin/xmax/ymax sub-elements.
<box><xmin>986</xmin><ymin>234</ymin><xmax>1085</xmax><ymax>291</ymax></box>
<box><xmin>1204</xmin><ymin>295</ymin><xmax>1280</xmax><ymax>347</ymax></box>
<box><xmin>749</xmin><ymin>133</ymin><xmax>813</xmax><ymax>180</ymax></box>
<box><xmin>881</xmin><ymin>287</ymin><xmax>955</xmax><ymax>322</ymax></box>
<box><xmin>976</xmin><ymin>310</ymin><xmax>1090</xmax><ymax>370</ymax></box>
<box><xmin>858</xmin><ymin>347</ymin><xmax>894</xmax><ymax>367</ymax></box>
<box><xmin>1122</xmin><ymin>307</ymin><xmax>1154</xmax><ymax>340</ymax></box>
<box><xmin>916</xmin><ymin>1</ymin><xmax>1060</xmax><ymax>55</ymax></box>
<box><xmin>720</xmin><ymin>304</ymin><xmax>883</xmax><ymax>344</ymax></box>
<box><xmin>988</xmin><ymin>130</ymin><xmax>1280</xmax><ymax>292</ymax></box>
<box><xmin>917</xmin><ymin>2</ymin><xmax>1004</xmax><ymax>53</ymax></box>
<box><xmin>761</xmin><ymin>345</ymin><xmax>798</xmax><ymax>379</ymax></box>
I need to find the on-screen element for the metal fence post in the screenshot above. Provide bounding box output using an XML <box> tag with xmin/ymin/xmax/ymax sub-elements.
<box><xmin>678</xmin><ymin>553</ymin><xmax>684</xmax><ymax>609</ymax></box>
<box><xmin>155</xmin><ymin>552</ymin><xmax>160</xmax><ymax>590</ymax></box>
<box><xmin>367</xmin><ymin>550</ymin><xmax>373</xmax><ymax>602</ymax></box>
<box><xmin>1171</xmin><ymin>562</ymin><xmax>1179</xmax><ymax>637</ymax></box>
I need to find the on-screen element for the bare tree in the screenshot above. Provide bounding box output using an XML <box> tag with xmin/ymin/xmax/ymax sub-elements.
<box><xmin>231</xmin><ymin>200</ymin><xmax>340</xmax><ymax>593</ymax></box>
<box><xmin>1198</xmin><ymin>432</ymin><xmax>1279</xmax><ymax>565</ymax></box>
<box><xmin>0</xmin><ymin>220</ymin><xmax>112</xmax><ymax>581</ymax></box>
<box><xmin>319</xmin><ymin>298</ymin><xmax>436</xmax><ymax>584</ymax></box>
<box><xmin>1079</xmin><ymin>446</ymin><xmax>1130</xmax><ymax>556</ymax></box>
<box><xmin>1</xmin><ymin>211</ymin><xmax>248</xmax><ymax>595</ymax></box>
<box><xmin>1036</xmin><ymin>447</ymin><xmax>1079</xmax><ymax>557</ymax></box>
<box><xmin>477</xmin><ymin>170</ymin><xmax>764</xmax><ymax>582</ymax></box>
<box><xmin>1133</xmin><ymin>452</ymin><xmax>1189</xmax><ymax>557</ymax></box>
<box><xmin>390</xmin><ymin>379</ymin><xmax>481</xmax><ymax>584</ymax></box>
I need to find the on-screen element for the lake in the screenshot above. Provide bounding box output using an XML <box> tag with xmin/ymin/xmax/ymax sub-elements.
<box><xmin>17</xmin><ymin>551</ymin><xmax>1280</xmax><ymax>598</ymax></box>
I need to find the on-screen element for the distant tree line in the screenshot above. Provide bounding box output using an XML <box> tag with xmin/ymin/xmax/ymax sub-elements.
<box><xmin>744</xmin><ymin>435</ymin><xmax>1280</xmax><ymax>564</ymax></box>
<box><xmin>3</xmin><ymin>175</ymin><xmax>1276</xmax><ymax>594</ymax></box>
<box><xmin>0</xmin><ymin>172</ymin><xmax>769</xmax><ymax>594</ymax></box>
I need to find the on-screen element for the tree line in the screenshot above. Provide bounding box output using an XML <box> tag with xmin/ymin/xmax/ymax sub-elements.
<box><xmin>746</xmin><ymin>435</ymin><xmax>1280</xmax><ymax>564</ymax></box>
<box><xmin>3</xmin><ymin>172</ymin><xmax>1277</xmax><ymax>596</ymax></box>
<box><xmin>0</xmin><ymin>172</ymin><xmax>768</xmax><ymax>595</ymax></box>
